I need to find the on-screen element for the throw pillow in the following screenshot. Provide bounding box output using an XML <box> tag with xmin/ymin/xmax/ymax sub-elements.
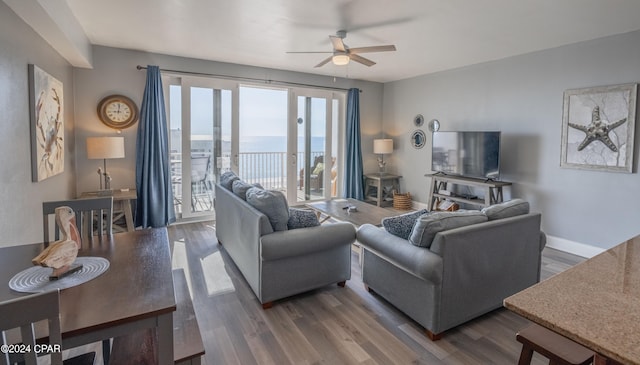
<box><xmin>220</xmin><ymin>171</ymin><xmax>239</xmax><ymax>190</ymax></box>
<box><xmin>287</xmin><ymin>208</ymin><xmax>320</xmax><ymax>229</ymax></box>
<box><xmin>245</xmin><ymin>188</ymin><xmax>289</xmax><ymax>231</ymax></box>
<box><xmin>481</xmin><ymin>199</ymin><xmax>529</xmax><ymax>220</ymax></box>
<box><xmin>312</xmin><ymin>162</ymin><xmax>324</xmax><ymax>175</ymax></box>
<box><xmin>381</xmin><ymin>209</ymin><xmax>429</xmax><ymax>240</ymax></box>
<box><xmin>409</xmin><ymin>210</ymin><xmax>488</xmax><ymax>248</ymax></box>
<box><xmin>231</xmin><ymin>180</ymin><xmax>263</xmax><ymax>200</ymax></box>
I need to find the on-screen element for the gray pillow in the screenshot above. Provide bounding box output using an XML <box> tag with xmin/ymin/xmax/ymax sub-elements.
<box><xmin>246</xmin><ymin>188</ymin><xmax>289</xmax><ymax>231</ymax></box>
<box><xmin>481</xmin><ymin>199</ymin><xmax>529</xmax><ymax>220</ymax></box>
<box><xmin>409</xmin><ymin>210</ymin><xmax>488</xmax><ymax>248</ymax></box>
<box><xmin>381</xmin><ymin>209</ymin><xmax>429</xmax><ymax>240</ymax></box>
<box><xmin>220</xmin><ymin>171</ymin><xmax>239</xmax><ymax>190</ymax></box>
<box><xmin>288</xmin><ymin>208</ymin><xmax>320</xmax><ymax>230</ymax></box>
<box><xmin>231</xmin><ymin>180</ymin><xmax>263</xmax><ymax>200</ymax></box>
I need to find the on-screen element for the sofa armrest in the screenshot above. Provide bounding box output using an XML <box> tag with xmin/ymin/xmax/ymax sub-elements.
<box><xmin>261</xmin><ymin>222</ymin><xmax>355</xmax><ymax>261</ymax></box>
<box><xmin>357</xmin><ymin>224</ymin><xmax>443</xmax><ymax>284</ymax></box>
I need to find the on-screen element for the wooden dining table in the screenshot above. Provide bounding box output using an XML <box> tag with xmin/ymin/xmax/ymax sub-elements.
<box><xmin>0</xmin><ymin>228</ymin><xmax>176</xmax><ymax>365</ymax></box>
<box><xmin>504</xmin><ymin>234</ymin><xmax>640</xmax><ymax>365</ymax></box>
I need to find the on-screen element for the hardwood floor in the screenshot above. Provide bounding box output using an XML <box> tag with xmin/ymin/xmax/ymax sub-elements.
<box><xmin>164</xmin><ymin>221</ymin><xmax>585</xmax><ymax>365</ymax></box>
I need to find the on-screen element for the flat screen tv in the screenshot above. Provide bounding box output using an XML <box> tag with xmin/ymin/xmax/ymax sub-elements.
<box><xmin>431</xmin><ymin>131</ymin><xmax>501</xmax><ymax>180</ymax></box>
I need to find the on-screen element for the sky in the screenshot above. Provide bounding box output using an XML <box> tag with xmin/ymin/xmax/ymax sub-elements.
<box><xmin>169</xmin><ymin>84</ymin><xmax>328</xmax><ymax>140</ymax></box>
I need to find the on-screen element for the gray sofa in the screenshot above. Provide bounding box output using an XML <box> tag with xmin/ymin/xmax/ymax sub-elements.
<box><xmin>214</xmin><ymin>183</ymin><xmax>355</xmax><ymax>308</ymax></box>
<box><xmin>356</xmin><ymin>208</ymin><xmax>546</xmax><ymax>340</ymax></box>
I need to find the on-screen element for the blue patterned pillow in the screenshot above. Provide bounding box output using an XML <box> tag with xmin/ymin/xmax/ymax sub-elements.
<box><xmin>381</xmin><ymin>209</ymin><xmax>429</xmax><ymax>239</ymax></box>
<box><xmin>220</xmin><ymin>171</ymin><xmax>239</xmax><ymax>190</ymax></box>
<box><xmin>288</xmin><ymin>208</ymin><xmax>320</xmax><ymax>229</ymax></box>
<box><xmin>246</xmin><ymin>188</ymin><xmax>289</xmax><ymax>231</ymax></box>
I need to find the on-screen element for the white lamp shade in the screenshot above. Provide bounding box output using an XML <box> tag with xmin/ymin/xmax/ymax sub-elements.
<box><xmin>374</xmin><ymin>139</ymin><xmax>393</xmax><ymax>154</ymax></box>
<box><xmin>86</xmin><ymin>137</ymin><xmax>125</xmax><ymax>159</ymax></box>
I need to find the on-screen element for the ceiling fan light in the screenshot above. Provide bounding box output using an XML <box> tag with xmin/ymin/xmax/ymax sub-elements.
<box><xmin>332</xmin><ymin>54</ymin><xmax>350</xmax><ymax>66</ymax></box>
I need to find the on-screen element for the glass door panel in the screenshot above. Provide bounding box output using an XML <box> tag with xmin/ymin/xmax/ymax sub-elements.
<box><xmin>166</xmin><ymin>77</ymin><xmax>233</xmax><ymax>220</ymax></box>
<box><xmin>290</xmin><ymin>89</ymin><xmax>341</xmax><ymax>203</ymax></box>
<box><xmin>296</xmin><ymin>96</ymin><xmax>327</xmax><ymax>202</ymax></box>
<box><xmin>238</xmin><ymin>86</ymin><xmax>288</xmax><ymax>192</ymax></box>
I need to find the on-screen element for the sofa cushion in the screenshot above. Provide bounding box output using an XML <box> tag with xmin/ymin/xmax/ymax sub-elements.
<box><xmin>381</xmin><ymin>209</ymin><xmax>429</xmax><ymax>240</ymax></box>
<box><xmin>246</xmin><ymin>188</ymin><xmax>289</xmax><ymax>231</ymax></box>
<box><xmin>220</xmin><ymin>171</ymin><xmax>239</xmax><ymax>190</ymax></box>
<box><xmin>482</xmin><ymin>199</ymin><xmax>529</xmax><ymax>220</ymax></box>
<box><xmin>409</xmin><ymin>210</ymin><xmax>488</xmax><ymax>248</ymax></box>
<box><xmin>287</xmin><ymin>208</ymin><xmax>320</xmax><ymax>230</ymax></box>
<box><xmin>231</xmin><ymin>180</ymin><xmax>263</xmax><ymax>200</ymax></box>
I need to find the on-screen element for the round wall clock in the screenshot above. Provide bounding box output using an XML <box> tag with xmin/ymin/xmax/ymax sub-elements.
<box><xmin>97</xmin><ymin>94</ymin><xmax>139</xmax><ymax>129</ymax></box>
<box><xmin>411</xmin><ymin>130</ymin><xmax>426</xmax><ymax>149</ymax></box>
<box><xmin>414</xmin><ymin>114</ymin><xmax>424</xmax><ymax>127</ymax></box>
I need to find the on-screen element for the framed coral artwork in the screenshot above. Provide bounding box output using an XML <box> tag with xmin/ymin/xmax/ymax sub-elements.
<box><xmin>560</xmin><ymin>83</ymin><xmax>637</xmax><ymax>173</ymax></box>
<box><xmin>28</xmin><ymin>64</ymin><xmax>64</xmax><ymax>182</ymax></box>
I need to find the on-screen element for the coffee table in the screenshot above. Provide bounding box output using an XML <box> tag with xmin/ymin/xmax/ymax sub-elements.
<box><xmin>305</xmin><ymin>198</ymin><xmax>398</xmax><ymax>227</ymax></box>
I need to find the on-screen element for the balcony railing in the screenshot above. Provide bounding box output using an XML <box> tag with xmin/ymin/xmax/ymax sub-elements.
<box><xmin>171</xmin><ymin>151</ymin><xmax>326</xmax><ymax>214</ymax></box>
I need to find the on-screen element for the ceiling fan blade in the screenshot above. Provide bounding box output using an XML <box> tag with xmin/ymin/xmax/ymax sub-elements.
<box><xmin>314</xmin><ymin>56</ymin><xmax>333</xmax><ymax>68</ymax></box>
<box><xmin>349</xmin><ymin>54</ymin><xmax>376</xmax><ymax>67</ymax></box>
<box><xmin>330</xmin><ymin>35</ymin><xmax>346</xmax><ymax>52</ymax></box>
<box><xmin>348</xmin><ymin>45</ymin><xmax>396</xmax><ymax>54</ymax></box>
<box><xmin>286</xmin><ymin>51</ymin><xmax>334</xmax><ymax>54</ymax></box>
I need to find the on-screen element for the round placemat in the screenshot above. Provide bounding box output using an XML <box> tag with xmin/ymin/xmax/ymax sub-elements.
<box><xmin>8</xmin><ymin>257</ymin><xmax>110</xmax><ymax>293</ymax></box>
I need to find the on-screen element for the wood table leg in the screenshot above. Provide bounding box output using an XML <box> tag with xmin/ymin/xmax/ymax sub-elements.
<box><xmin>156</xmin><ymin>312</ymin><xmax>174</xmax><ymax>365</ymax></box>
<box><xmin>123</xmin><ymin>199</ymin><xmax>134</xmax><ymax>232</ymax></box>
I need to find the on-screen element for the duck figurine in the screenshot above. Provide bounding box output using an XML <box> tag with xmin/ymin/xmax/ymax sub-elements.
<box><xmin>32</xmin><ymin>206</ymin><xmax>83</xmax><ymax>279</ymax></box>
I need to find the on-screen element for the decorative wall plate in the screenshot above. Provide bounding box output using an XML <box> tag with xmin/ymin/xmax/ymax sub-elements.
<box><xmin>414</xmin><ymin>114</ymin><xmax>424</xmax><ymax>127</ymax></box>
<box><xmin>411</xmin><ymin>130</ymin><xmax>426</xmax><ymax>149</ymax></box>
<box><xmin>428</xmin><ymin>119</ymin><xmax>440</xmax><ymax>132</ymax></box>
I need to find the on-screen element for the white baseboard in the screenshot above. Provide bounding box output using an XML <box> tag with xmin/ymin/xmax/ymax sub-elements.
<box><xmin>411</xmin><ymin>200</ymin><xmax>604</xmax><ymax>259</ymax></box>
<box><xmin>544</xmin><ymin>235</ymin><xmax>605</xmax><ymax>258</ymax></box>
<box><xmin>412</xmin><ymin>201</ymin><xmax>429</xmax><ymax>210</ymax></box>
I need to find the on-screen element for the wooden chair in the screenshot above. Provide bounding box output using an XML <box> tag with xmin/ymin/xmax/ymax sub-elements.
<box><xmin>516</xmin><ymin>324</ymin><xmax>594</xmax><ymax>365</ymax></box>
<box><xmin>0</xmin><ymin>290</ymin><xmax>95</xmax><ymax>365</ymax></box>
<box><xmin>43</xmin><ymin>197</ymin><xmax>114</xmax><ymax>243</ymax></box>
<box><xmin>42</xmin><ymin>197</ymin><xmax>113</xmax><ymax>363</ymax></box>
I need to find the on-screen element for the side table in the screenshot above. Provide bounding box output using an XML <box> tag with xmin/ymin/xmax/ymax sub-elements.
<box><xmin>364</xmin><ymin>174</ymin><xmax>402</xmax><ymax>207</ymax></box>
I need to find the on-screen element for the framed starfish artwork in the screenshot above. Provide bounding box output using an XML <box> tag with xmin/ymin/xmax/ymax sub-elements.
<box><xmin>560</xmin><ymin>83</ymin><xmax>637</xmax><ymax>173</ymax></box>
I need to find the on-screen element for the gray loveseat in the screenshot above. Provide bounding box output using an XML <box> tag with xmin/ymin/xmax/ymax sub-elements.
<box><xmin>356</xmin><ymin>202</ymin><xmax>546</xmax><ymax>340</ymax></box>
<box><xmin>214</xmin><ymin>183</ymin><xmax>355</xmax><ymax>308</ymax></box>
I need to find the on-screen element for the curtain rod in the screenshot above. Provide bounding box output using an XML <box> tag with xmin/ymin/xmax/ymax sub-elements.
<box><xmin>136</xmin><ymin>65</ymin><xmax>361</xmax><ymax>93</ymax></box>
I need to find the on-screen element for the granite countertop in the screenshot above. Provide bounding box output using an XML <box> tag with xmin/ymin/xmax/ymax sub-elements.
<box><xmin>505</xmin><ymin>234</ymin><xmax>640</xmax><ymax>365</ymax></box>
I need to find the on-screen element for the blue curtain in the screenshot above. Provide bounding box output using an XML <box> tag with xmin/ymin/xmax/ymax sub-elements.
<box><xmin>135</xmin><ymin>65</ymin><xmax>175</xmax><ymax>228</ymax></box>
<box><xmin>343</xmin><ymin>88</ymin><xmax>364</xmax><ymax>200</ymax></box>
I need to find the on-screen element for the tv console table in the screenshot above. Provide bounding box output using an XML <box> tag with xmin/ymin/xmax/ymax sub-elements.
<box><xmin>426</xmin><ymin>174</ymin><xmax>511</xmax><ymax>211</ymax></box>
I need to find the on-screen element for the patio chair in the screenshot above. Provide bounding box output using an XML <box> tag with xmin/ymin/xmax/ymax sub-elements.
<box><xmin>191</xmin><ymin>155</ymin><xmax>213</xmax><ymax>211</ymax></box>
<box><xmin>299</xmin><ymin>155</ymin><xmax>325</xmax><ymax>191</ymax></box>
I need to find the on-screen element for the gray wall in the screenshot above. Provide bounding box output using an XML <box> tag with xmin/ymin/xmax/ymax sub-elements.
<box><xmin>0</xmin><ymin>3</ymin><xmax>76</xmax><ymax>247</ymax></box>
<box><xmin>74</xmin><ymin>46</ymin><xmax>385</xmax><ymax>197</ymax></box>
<box><xmin>383</xmin><ymin>30</ymin><xmax>640</xmax><ymax>249</ymax></box>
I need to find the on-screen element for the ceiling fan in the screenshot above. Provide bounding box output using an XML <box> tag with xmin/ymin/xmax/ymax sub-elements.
<box><xmin>287</xmin><ymin>30</ymin><xmax>396</xmax><ymax>68</ymax></box>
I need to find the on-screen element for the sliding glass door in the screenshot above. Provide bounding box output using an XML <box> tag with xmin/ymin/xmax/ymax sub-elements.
<box><xmin>165</xmin><ymin>76</ymin><xmax>235</xmax><ymax>220</ymax></box>
<box><xmin>165</xmin><ymin>77</ymin><xmax>344</xmax><ymax>222</ymax></box>
<box><xmin>290</xmin><ymin>89</ymin><xmax>342</xmax><ymax>203</ymax></box>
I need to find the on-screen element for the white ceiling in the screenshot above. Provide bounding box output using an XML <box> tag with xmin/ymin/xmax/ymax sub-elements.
<box><xmin>25</xmin><ymin>0</ymin><xmax>640</xmax><ymax>82</ymax></box>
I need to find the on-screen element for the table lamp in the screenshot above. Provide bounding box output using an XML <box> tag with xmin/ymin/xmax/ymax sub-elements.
<box><xmin>374</xmin><ymin>138</ymin><xmax>393</xmax><ymax>175</ymax></box>
<box><xmin>86</xmin><ymin>136</ymin><xmax>125</xmax><ymax>192</ymax></box>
